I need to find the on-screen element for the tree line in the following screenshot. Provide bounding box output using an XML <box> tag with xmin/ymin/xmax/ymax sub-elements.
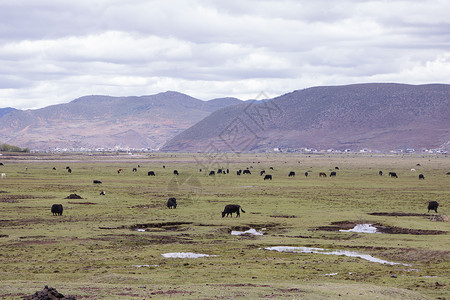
<box><xmin>0</xmin><ymin>143</ymin><xmax>29</xmax><ymax>152</ymax></box>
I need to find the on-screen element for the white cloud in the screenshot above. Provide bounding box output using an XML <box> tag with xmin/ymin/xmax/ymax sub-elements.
<box><xmin>0</xmin><ymin>0</ymin><xmax>449</xmax><ymax>109</ymax></box>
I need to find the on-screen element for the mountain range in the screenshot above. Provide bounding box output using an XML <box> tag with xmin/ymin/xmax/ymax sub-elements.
<box><xmin>1</xmin><ymin>83</ymin><xmax>449</xmax><ymax>152</ymax></box>
<box><xmin>161</xmin><ymin>83</ymin><xmax>450</xmax><ymax>152</ymax></box>
<box><xmin>0</xmin><ymin>91</ymin><xmax>241</xmax><ymax>150</ymax></box>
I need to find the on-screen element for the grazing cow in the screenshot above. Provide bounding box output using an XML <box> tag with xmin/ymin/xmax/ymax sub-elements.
<box><xmin>209</xmin><ymin>170</ymin><xmax>215</xmax><ymax>176</ymax></box>
<box><xmin>411</xmin><ymin>169</ymin><xmax>416</xmax><ymax>172</ymax></box>
<box><xmin>51</xmin><ymin>204</ymin><xmax>63</xmax><ymax>216</ymax></box>
<box><xmin>389</xmin><ymin>172</ymin><xmax>398</xmax><ymax>178</ymax></box>
<box><xmin>65</xmin><ymin>166</ymin><xmax>70</xmax><ymax>170</ymax></box>
<box><xmin>222</xmin><ymin>204</ymin><xmax>245</xmax><ymax>218</ymax></box>
<box><xmin>218</xmin><ymin>169</ymin><xmax>223</xmax><ymax>174</ymax></box>
<box><xmin>264</xmin><ymin>174</ymin><xmax>272</xmax><ymax>180</ymax></box>
<box><xmin>100</xmin><ymin>190</ymin><xmax>106</xmax><ymax>196</ymax></box>
<box><xmin>416</xmin><ymin>163</ymin><xmax>421</xmax><ymax>166</ymax></box>
<box><xmin>67</xmin><ymin>168</ymin><xmax>72</xmax><ymax>173</ymax></box>
<box><xmin>243</xmin><ymin>170</ymin><xmax>251</xmax><ymax>175</ymax></box>
<box><xmin>427</xmin><ymin>201</ymin><xmax>439</xmax><ymax>213</ymax></box>
<box><xmin>319</xmin><ymin>172</ymin><xmax>327</xmax><ymax>177</ymax></box>
<box><xmin>1</xmin><ymin>173</ymin><xmax>5</xmax><ymax>179</ymax></box>
<box><xmin>93</xmin><ymin>180</ymin><xmax>102</xmax><ymax>184</ymax></box>
<box><xmin>269</xmin><ymin>167</ymin><xmax>274</xmax><ymax>170</ymax></box>
<box><xmin>0</xmin><ymin>162</ymin><xmax>3</xmax><ymax>165</ymax></box>
<box><xmin>260</xmin><ymin>170</ymin><xmax>265</xmax><ymax>176</ymax></box>
<box><xmin>379</xmin><ymin>170</ymin><xmax>383</xmax><ymax>176</ymax></box>
<box><xmin>132</xmin><ymin>168</ymin><xmax>138</xmax><ymax>172</ymax></box>
<box><xmin>304</xmin><ymin>172</ymin><xmax>308</xmax><ymax>177</ymax></box>
<box><xmin>237</xmin><ymin>170</ymin><xmax>242</xmax><ymax>175</ymax></box>
<box><xmin>335</xmin><ymin>166</ymin><xmax>340</xmax><ymax>170</ymax></box>
<box><xmin>330</xmin><ymin>171</ymin><xmax>337</xmax><ymax>177</ymax></box>
<box><xmin>419</xmin><ymin>174</ymin><xmax>425</xmax><ymax>180</ymax></box>
<box><xmin>173</xmin><ymin>170</ymin><xmax>179</xmax><ymax>175</ymax></box>
<box><xmin>446</xmin><ymin>172</ymin><xmax>450</xmax><ymax>175</ymax></box>
<box><xmin>117</xmin><ymin>168</ymin><xmax>123</xmax><ymax>174</ymax></box>
<box><xmin>148</xmin><ymin>171</ymin><xmax>155</xmax><ymax>176</ymax></box>
<box><xmin>167</xmin><ymin>197</ymin><xmax>177</xmax><ymax>209</ymax></box>
<box><xmin>52</xmin><ymin>167</ymin><xmax>56</xmax><ymax>170</ymax></box>
<box><xmin>288</xmin><ymin>171</ymin><xmax>295</xmax><ymax>177</ymax></box>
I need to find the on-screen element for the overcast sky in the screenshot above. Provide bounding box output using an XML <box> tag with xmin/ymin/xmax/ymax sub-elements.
<box><xmin>1</xmin><ymin>0</ymin><xmax>449</xmax><ymax>109</ymax></box>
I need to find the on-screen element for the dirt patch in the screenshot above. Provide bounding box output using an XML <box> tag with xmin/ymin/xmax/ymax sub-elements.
<box><xmin>375</xmin><ymin>225</ymin><xmax>447</xmax><ymax>235</ymax></box>
<box><xmin>65</xmin><ymin>193</ymin><xmax>83</xmax><ymax>199</ymax></box>
<box><xmin>128</xmin><ymin>203</ymin><xmax>163</xmax><ymax>209</ymax></box>
<box><xmin>68</xmin><ymin>201</ymin><xmax>97</xmax><ymax>205</ymax></box>
<box><xmin>130</xmin><ymin>221</ymin><xmax>193</xmax><ymax>231</ymax></box>
<box><xmin>23</xmin><ymin>285</ymin><xmax>76</xmax><ymax>300</ymax></box>
<box><xmin>369</xmin><ymin>212</ymin><xmax>429</xmax><ymax>217</ymax></box>
<box><xmin>314</xmin><ymin>220</ymin><xmax>447</xmax><ymax>235</ymax></box>
<box><xmin>96</xmin><ymin>233</ymin><xmax>194</xmax><ymax>245</ymax></box>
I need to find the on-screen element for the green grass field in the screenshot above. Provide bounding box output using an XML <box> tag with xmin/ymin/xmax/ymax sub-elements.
<box><xmin>0</xmin><ymin>152</ymin><xmax>449</xmax><ymax>299</ymax></box>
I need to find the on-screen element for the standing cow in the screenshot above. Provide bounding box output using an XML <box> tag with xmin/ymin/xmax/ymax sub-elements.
<box><xmin>427</xmin><ymin>201</ymin><xmax>439</xmax><ymax>213</ymax></box>
<box><xmin>167</xmin><ymin>197</ymin><xmax>177</xmax><ymax>209</ymax></box>
<box><xmin>222</xmin><ymin>204</ymin><xmax>245</xmax><ymax>218</ymax></box>
<box><xmin>419</xmin><ymin>174</ymin><xmax>425</xmax><ymax>180</ymax></box>
<box><xmin>264</xmin><ymin>174</ymin><xmax>272</xmax><ymax>180</ymax></box>
<box><xmin>51</xmin><ymin>204</ymin><xmax>63</xmax><ymax>216</ymax></box>
<box><xmin>288</xmin><ymin>171</ymin><xmax>295</xmax><ymax>177</ymax></box>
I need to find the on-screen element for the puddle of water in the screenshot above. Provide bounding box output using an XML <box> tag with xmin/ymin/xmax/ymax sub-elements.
<box><xmin>265</xmin><ymin>246</ymin><xmax>411</xmax><ymax>266</ymax></box>
<box><xmin>161</xmin><ymin>252</ymin><xmax>218</xmax><ymax>259</ymax></box>
<box><xmin>339</xmin><ymin>224</ymin><xmax>379</xmax><ymax>233</ymax></box>
<box><xmin>231</xmin><ymin>228</ymin><xmax>264</xmax><ymax>236</ymax></box>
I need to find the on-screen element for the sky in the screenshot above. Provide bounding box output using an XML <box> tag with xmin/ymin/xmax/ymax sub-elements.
<box><xmin>1</xmin><ymin>0</ymin><xmax>449</xmax><ymax>109</ymax></box>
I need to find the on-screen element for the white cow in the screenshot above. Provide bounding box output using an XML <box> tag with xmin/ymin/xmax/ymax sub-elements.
<box><xmin>1</xmin><ymin>173</ymin><xmax>5</xmax><ymax>179</ymax></box>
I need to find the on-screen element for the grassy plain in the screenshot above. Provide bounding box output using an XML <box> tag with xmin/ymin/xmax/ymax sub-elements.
<box><xmin>0</xmin><ymin>152</ymin><xmax>449</xmax><ymax>299</ymax></box>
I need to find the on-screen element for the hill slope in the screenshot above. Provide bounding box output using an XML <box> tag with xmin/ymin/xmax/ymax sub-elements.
<box><xmin>161</xmin><ymin>83</ymin><xmax>450</xmax><ymax>152</ymax></box>
<box><xmin>0</xmin><ymin>92</ymin><xmax>242</xmax><ymax>150</ymax></box>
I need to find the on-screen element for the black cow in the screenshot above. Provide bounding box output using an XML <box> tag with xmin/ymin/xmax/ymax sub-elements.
<box><xmin>218</xmin><ymin>169</ymin><xmax>223</xmax><ymax>174</ymax></box>
<box><xmin>100</xmin><ymin>190</ymin><xmax>106</xmax><ymax>195</ymax></box>
<box><xmin>330</xmin><ymin>171</ymin><xmax>337</xmax><ymax>177</ymax></box>
<box><xmin>389</xmin><ymin>172</ymin><xmax>398</xmax><ymax>178</ymax></box>
<box><xmin>288</xmin><ymin>171</ymin><xmax>295</xmax><ymax>177</ymax></box>
<box><xmin>446</xmin><ymin>172</ymin><xmax>450</xmax><ymax>175</ymax></box>
<box><xmin>209</xmin><ymin>170</ymin><xmax>215</xmax><ymax>176</ymax></box>
<box><xmin>148</xmin><ymin>171</ymin><xmax>156</xmax><ymax>176</ymax></box>
<box><xmin>379</xmin><ymin>170</ymin><xmax>383</xmax><ymax>176</ymax></box>
<box><xmin>51</xmin><ymin>204</ymin><xmax>63</xmax><ymax>216</ymax></box>
<box><xmin>222</xmin><ymin>204</ymin><xmax>245</xmax><ymax>218</ymax></box>
<box><xmin>0</xmin><ymin>163</ymin><xmax>3</xmax><ymax>166</ymax></box>
<box><xmin>167</xmin><ymin>197</ymin><xmax>177</xmax><ymax>209</ymax></box>
<box><xmin>93</xmin><ymin>180</ymin><xmax>102</xmax><ymax>184</ymax></box>
<box><xmin>226</xmin><ymin>169</ymin><xmax>229</xmax><ymax>174</ymax></box>
<box><xmin>173</xmin><ymin>170</ymin><xmax>179</xmax><ymax>175</ymax></box>
<box><xmin>52</xmin><ymin>167</ymin><xmax>56</xmax><ymax>170</ymax></box>
<box><xmin>427</xmin><ymin>201</ymin><xmax>439</xmax><ymax>213</ymax></box>
<box><xmin>269</xmin><ymin>167</ymin><xmax>274</xmax><ymax>170</ymax></box>
<box><xmin>237</xmin><ymin>170</ymin><xmax>242</xmax><ymax>175</ymax></box>
<box><xmin>132</xmin><ymin>168</ymin><xmax>137</xmax><ymax>172</ymax></box>
<box><xmin>67</xmin><ymin>168</ymin><xmax>72</xmax><ymax>173</ymax></box>
<box><xmin>243</xmin><ymin>170</ymin><xmax>251</xmax><ymax>175</ymax></box>
<box><xmin>260</xmin><ymin>170</ymin><xmax>265</xmax><ymax>176</ymax></box>
<box><xmin>319</xmin><ymin>172</ymin><xmax>327</xmax><ymax>177</ymax></box>
<box><xmin>419</xmin><ymin>174</ymin><xmax>425</xmax><ymax>180</ymax></box>
<box><xmin>264</xmin><ymin>174</ymin><xmax>272</xmax><ymax>180</ymax></box>
<box><xmin>304</xmin><ymin>172</ymin><xmax>308</xmax><ymax>177</ymax></box>
<box><xmin>335</xmin><ymin>166</ymin><xmax>340</xmax><ymax>170</ymax></box>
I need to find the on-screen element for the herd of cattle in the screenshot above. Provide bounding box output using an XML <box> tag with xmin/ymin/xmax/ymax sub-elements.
<box><xmin>0</xmin><ymin>161</ymin><xmax>443</xmax><ymax>218</ymax></box>
<box><xmin>35</xmin><ymin>163</ymin><xmax>444</xmax><ymax>218</ymax></box>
